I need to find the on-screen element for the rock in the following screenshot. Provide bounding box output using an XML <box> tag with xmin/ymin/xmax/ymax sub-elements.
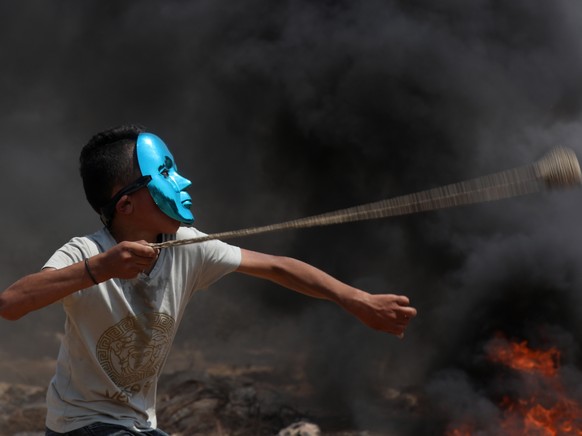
<box><xmin>157</xmin><ymin>371</ymin><xmax>309</xmax><ymax>435</ymax></box>
<box><xmin>0</xmin><ymin>382</ymin><xmax>47</xmax><ymax>435</ymax></box>
<box><xmin>278</xmin><ymin>421</ymin><xmax>322</xmax><ymax>436</ymax></box>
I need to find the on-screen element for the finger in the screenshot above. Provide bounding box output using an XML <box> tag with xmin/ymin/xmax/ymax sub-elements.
<box><xmin>394</xmin><ymin>307</ymin><xmax>416</xmax><ymax>321</ymax></box>
<box><xmin>395</xmin><ymin>295</ymin><xmax>411</xmax><ymax>306</ymax></box>
<box><xmin>136</xmin><ymin>257</ymin><xmax>158</xmax><ymax>268</ymax></box>
<box><xmin>134</xmin><ymin>262</ymin><xmax>153</xmax><ymax>271</ymax></box>
<box><xmin>401</xmin><ymin>307</ymin><xmax>418</xmax><ymax>318</ymax></box>
<box><xmin>130</xmin><ymin>242</ymin><xmax>159</xmax><ymax>258</ymax></box>
<box><xmin>134</xmin><ymin>248</ymin><xmax>158</xmax><ymax>258</ymax></box>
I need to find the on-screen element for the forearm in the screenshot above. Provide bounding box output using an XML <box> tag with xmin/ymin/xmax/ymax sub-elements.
<box><xmin>237</xmin><ymin>250</ymin><xmax>364</xmax><ymax>306</ymax></box>
<box><xmin>0</xmin><ymin>240</ymin><xmax>160</xmax><ymax>321</ymax></box>
<box><xmin>237</xmin><ymin>249</ymin><xmax>417</xmax><ymax>335</ymax></box>
<box><xmin>0</xmin><ymin>260</ymin><xmax>99</xmax><ymax>320</ymax></box>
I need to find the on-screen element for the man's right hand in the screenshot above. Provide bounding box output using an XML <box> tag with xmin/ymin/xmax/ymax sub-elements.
<box><xmin>95</xmin><ymin>241</ymin><xmax>160</xmax><ymax>281</ymax></box>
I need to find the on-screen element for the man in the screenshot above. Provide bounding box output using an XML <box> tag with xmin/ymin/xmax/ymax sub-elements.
<box><xmin>0</xmin><ymin>124</ymin><xmax>417</xmax><ymax>435</ymax></box>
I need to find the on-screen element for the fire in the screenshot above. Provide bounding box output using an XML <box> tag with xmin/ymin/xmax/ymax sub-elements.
<box><xmin>446</xmin><ymin>335</ymin><xmax>582</xmax><ymax>436</ymax></box>
<box><xmin>487</xmin><ymin>337</ymin><xmax>559</xmax><ymax>377</ymax></box>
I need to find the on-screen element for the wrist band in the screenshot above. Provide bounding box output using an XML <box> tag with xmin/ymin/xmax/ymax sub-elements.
<box><xmin>84</xmin><ymin>258</ymin><xmax>99</xmax><ymax>285</ymax></box>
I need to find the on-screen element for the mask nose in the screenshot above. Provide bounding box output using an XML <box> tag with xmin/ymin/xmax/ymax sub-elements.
<box><xmin>174</xmin><ymin>173</ymin><xmax>192</xmax><ymax>191</ymax></box>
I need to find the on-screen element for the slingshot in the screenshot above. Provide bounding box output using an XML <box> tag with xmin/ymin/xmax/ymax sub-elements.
<box><xmin>150</xmin><ymin>147</ymin><xmax>582</xmax><ymax>249</ymax></box>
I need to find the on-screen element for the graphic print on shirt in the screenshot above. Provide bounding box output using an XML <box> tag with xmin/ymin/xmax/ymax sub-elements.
<box><xmin>96</xmin><ymin>312</ymin><xmax>175</xmax><ymax>388</ymax></box>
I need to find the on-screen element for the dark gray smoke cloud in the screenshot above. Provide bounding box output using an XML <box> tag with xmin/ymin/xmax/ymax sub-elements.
<box><xmin>1</xmin><ymin>0</ymin><xmax>582</xmax><ymax>433</ymax></box>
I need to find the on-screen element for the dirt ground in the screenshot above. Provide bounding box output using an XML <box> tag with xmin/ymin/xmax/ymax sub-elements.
<box><xmin>0</xmin><ymin>346</ymin><xmax>417</xmax><ymax>436</ymax></box>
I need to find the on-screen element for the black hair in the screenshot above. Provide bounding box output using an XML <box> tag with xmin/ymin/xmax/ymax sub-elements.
<box><xmin>79</xmin><ymin>124</ymin><xmax>146</xmax><ymax>214</ymax></box>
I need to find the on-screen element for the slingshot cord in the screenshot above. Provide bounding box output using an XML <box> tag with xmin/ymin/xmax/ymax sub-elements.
<box><xmin>150</xmin><ymin>147</ymin><xmax>581</xmax><ymax>249</ymax></box>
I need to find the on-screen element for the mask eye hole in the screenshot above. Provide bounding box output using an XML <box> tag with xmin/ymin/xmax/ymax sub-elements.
<box><xmin>158</xmin><ymin>156</ymin><xmax>174</xmax><ymax>178</ymax></box>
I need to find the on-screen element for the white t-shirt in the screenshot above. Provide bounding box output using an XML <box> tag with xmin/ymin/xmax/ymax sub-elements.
<box><xmin>43</xmin><ymin>227</ymin><xmax>241</xmax><ymax>433</ymax></box>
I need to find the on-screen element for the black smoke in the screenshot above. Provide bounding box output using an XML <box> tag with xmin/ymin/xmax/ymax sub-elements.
<box><xmin>1</xmin><ymin>0</ymin><xmax>582</xmax><ymax>433</ymax></box>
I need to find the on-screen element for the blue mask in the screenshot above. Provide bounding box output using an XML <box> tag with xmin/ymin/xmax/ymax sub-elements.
<box><xmin>136</xmin><ymin>132</ymin><xmax>194</xmax><ymax>224</ymax></box>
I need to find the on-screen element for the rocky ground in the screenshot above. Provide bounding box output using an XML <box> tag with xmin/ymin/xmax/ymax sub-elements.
<box><xmin>0</xmin><ymin>374</ymin><xmax>321</xmax><ymax>436</ymax></box>
<box><xmin>0</xmin><ymin>348</ymin><xmax>420</xmax><ymax>436</ymax></box>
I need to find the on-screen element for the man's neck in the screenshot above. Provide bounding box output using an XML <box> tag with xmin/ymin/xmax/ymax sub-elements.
<box><xmin>108</xmin><ymin>224</ymin><xmax>160</xmax><ymax>244</ymax></box>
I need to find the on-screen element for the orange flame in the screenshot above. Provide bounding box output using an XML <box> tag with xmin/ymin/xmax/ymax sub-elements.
<box><xmin>487</xmin><ymin>337</ymin><xmax>559</xmax><ymax>377</ymax></box>
<box><xmin>446</xmin><ymin>335</ymin><xmax>582</xmax><ymax>435</ymax></box>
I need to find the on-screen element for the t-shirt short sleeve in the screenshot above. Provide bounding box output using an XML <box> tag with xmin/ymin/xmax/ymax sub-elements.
<box><xmin>43</xmin><ymin>236</ymin><xmax>101</xmax><ymax>270</ymax></box>
<box><xmin>173</xmin><ymin>227</ymin><xmax>242</xmax><ymax>292</ymax></box>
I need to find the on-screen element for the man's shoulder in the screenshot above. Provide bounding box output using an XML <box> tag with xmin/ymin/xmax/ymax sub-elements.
<box><xmin>54</xmin><ymin>228</ymin><xmax>114</xmax><ymax>254</ymax></box>
<box><xmin>83</xmin><ymin>228</ymin><xmax>116</xmax><ymax>252</ymax></box>
<box><xmin>164</xmin><ymin>226</ymin><xmax>240</xmax><ymax>259</ymax></box>
<box><xmin>160</xmin><ymin>226</ymin><xmax>208</xmax><ymax>243</ymax></box>
<box><xmin>176</xmin><ymin>226</ymin><xmax>207</xmax><ymax>239</ymax></box>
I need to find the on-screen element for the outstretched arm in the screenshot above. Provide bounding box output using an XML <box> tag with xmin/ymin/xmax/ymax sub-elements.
<box><xmin>236</xmin><ymin>249</ymin><xmax>417</xmax><ymax>337</ymax></box>
<box><xmin>0</xmin><ymin>241</ymin><xmax>159</xmax><ymax>320</ymax></box>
